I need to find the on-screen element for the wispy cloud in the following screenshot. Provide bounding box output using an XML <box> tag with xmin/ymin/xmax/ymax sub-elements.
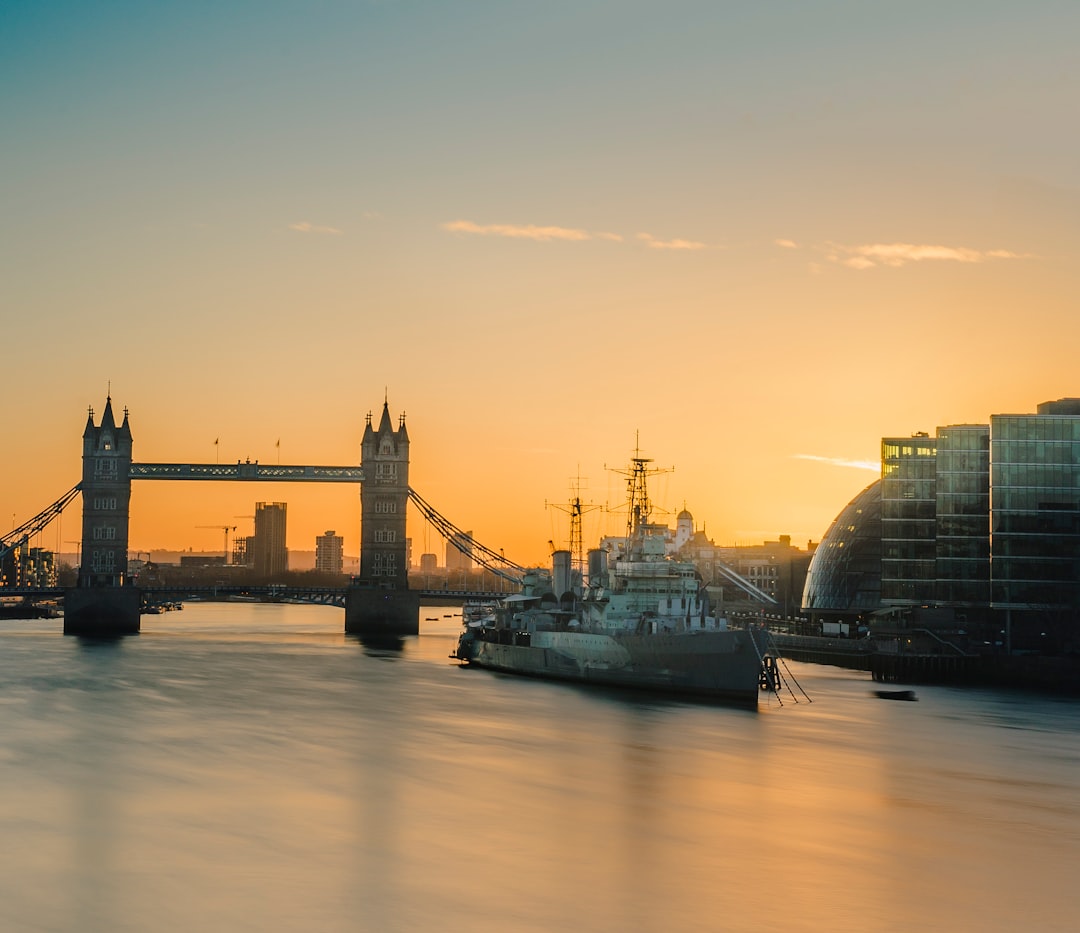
<box><xmin>794</xmin><ymin>454</ymin><xmax>880</xmax><ymax>473</ymax></box>
<box><xmin>637</xmin><ymin>232</ymin><xmax>707</xmax><ymax>250</ymax></box>
<box><xmin>442</xmin><ymin>220</ymin><xmax>596</xmax><ymax>242</ymax></box>
<box><xmin>289</xmin><ymin>221</ymin><xmax>343</xmax><ymax>235</ymax></box>
<box><xmin>826</xmin><ymin>241</ymin><xmax>1028</xmax><ymax>269</ymax></box>
<box><xmin>774</xmin><ymin>238</ymin><xmax>799</xmax><ymax>249</ymax></box>
<box><xmin>441</xmin><ymin>219</ymin><xmax>713</xmax><ymax>249</ymax></box>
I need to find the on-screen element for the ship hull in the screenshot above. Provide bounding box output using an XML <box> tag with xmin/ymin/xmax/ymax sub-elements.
<box><xmin>462</xmin><ymin>628</ymin><xmax>767</xmax><ymax>706</ymax></box>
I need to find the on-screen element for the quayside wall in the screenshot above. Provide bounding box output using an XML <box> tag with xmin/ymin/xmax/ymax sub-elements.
<box><xmin>770</xmin><ymin>633</ymin><xmax>1080</xmax><ymax>695</ymax></box>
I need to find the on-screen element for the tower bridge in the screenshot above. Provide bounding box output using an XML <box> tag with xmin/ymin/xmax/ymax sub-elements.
<box><xmin>1</xmin><ymin>395</ymin><xmax>525</xmax><ymax>637</ymax></box>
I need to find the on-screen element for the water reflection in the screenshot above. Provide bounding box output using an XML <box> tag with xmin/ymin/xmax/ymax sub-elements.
<box><xmin>0</xmin><ymin>603</ymin><xmax>1078</xmax><ymax>932</ymax></box>
<box><xmin>350</xmin><ymin>633</ymin><xmax>406</xmax><ymax>655</ymax></box>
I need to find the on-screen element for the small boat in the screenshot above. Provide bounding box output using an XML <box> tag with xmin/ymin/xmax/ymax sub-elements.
<box><xmin>873</xmin><ymin>689</ymin><xmax>918</xmax><ymax>701</ymax></box>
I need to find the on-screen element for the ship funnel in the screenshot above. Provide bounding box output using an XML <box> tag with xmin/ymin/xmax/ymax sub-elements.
<box><xmin>587</xmin><ymin>548</ymin><xmax>607</xmax><ymax>589</ymax></box>
<box><xmin>552</xmin><ymin>549</ymin><xmax>572</xmax><ymax>599</ymax></box>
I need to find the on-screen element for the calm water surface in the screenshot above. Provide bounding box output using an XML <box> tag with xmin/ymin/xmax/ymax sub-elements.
<box><xmin>1</xmin><ymin>602</ymin><xmax>1078</xmax><ymax>932</ymax></box>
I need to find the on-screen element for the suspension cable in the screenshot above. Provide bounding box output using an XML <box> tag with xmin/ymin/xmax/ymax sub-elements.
<box><xmin>0</xmin><ymin>483</ymin><xmax>82</xmax><ymax>562</ymax></box>
<box><xmin>407</xmin><ymin>487</ymin><xmax>527</xmax><ymax>583</ymax></box>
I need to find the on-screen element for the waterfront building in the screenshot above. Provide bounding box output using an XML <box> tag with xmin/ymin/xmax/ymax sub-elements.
<box><xmin>801</xmin><ymin>480</ymin><xmax>883</xmax><ymax>623</ymax></box>
<box><xmin>802</xmin><ymin>397</ymin><xmax>1080</xmax><ymax>653</ymax></box>
<box><xmin>991</xmin><ymin>399</ymin><xmax>1080</xmax><ymax>646</ymax></box>
<box><xmin>316</xmin><ymin>530</ymin><xmax>344</xmax><ymax>573</ymax></box>
<box><xmin>252</xmin><ymin>502</ymin><xmax>288</xmax><ymax>577</ymax></box>
<box><xmin>674</xmin><ymin>510</ymin><xmax>814</xmax><ymax>618</ymax></box>
<box><xmin>0</xmin><ymin>542</ymin><xmax>23</xmax><ymax>587</ymax></box>
<box><xmin>419</xmin><ymin>553</ymin><xmax>437</xmax><ymax>573</ymax></box>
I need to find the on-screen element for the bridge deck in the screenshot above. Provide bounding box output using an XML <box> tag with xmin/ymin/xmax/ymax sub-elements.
<box><xmin>130</xmin><ymin>463</ymin><xmax>364</xmax><ymax>482</ymax></box>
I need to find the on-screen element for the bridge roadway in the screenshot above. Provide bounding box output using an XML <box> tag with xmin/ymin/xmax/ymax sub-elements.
<box><xmin>2</xmin><ymin>586</ymin><xmax>507</xmax><ymax>609</ymax></box>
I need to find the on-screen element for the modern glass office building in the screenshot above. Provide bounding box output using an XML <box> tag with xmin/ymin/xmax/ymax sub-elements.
<box><xmin>934</xmin><ymin>424</ymin><xmax>991</xmax><ymax>606</ymax></box>
<box><xmin>880</xmin><ymin>433</ymin><xmax>938</xmax><ymax>604</ymax></box>
<box><xmin>802</xmin><ymin>398</ymin><xmax>1080</xmax><ymax>653</ymax></box>
<box><xmin>991</xmin><ymin>400</ymin><xmax>1080</xmax><ymax>618</ymax></box>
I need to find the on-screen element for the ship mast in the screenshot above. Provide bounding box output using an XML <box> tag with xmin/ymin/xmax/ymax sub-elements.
<box><xmin>618</xmin><ymin>433</ymin><xmax>671</xmax><ymax>540</ymax></box>
<box><xmin>550</xmin><ymin>469</ymin><xmax>599</xmax><ymax>579</ymax></box>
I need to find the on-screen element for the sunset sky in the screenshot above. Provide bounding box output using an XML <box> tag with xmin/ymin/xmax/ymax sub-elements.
<box><xmin>3</xmin><ymin>1</ymin><xmax>1079</xmax><ymax>566</ymax></box>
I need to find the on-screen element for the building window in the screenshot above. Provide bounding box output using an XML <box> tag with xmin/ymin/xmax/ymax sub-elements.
<box><xmin>372</xmin><ymin>553</ymin><xmax>398</xmax><ymax>576</ymax></box>
<box><xmin>375</xmin><ymin>529</ymin><xmax>397</xmax><ymax>543</ymax></box>
<box><xmin>374</xmin><ymin>500</ymin><xmax>397</xmax><ymax>514</ymax></box>
<box><xmin>375</xmin><ymin>463</ymin><xmax>398</xmax><ymax>480</ymax></box>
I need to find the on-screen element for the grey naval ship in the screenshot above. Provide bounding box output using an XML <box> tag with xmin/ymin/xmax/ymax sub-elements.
<box><xmin>455</xmin><ymin>451</ymin><xmax>781</xmax><ymax>707</ymax></box>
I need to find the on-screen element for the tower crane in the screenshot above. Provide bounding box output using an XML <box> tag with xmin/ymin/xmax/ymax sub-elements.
<box><xmin>196</xmin><ymin>525</ymin><xmax>237</xmax><ymax>564</ymax></box>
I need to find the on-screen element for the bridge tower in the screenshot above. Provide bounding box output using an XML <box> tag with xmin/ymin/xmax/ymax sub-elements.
<box><xmin>66</xmin><ymin>396</ymin><xmax>141</xmax><ymax>635</ymax></box>
<box><xmin>345</xmin><ymin>400</ymin><xmax>420</xmax><ymax>636</ymax></box>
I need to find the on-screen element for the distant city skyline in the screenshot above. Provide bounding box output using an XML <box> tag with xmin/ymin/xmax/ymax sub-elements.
<box><xmin>3</xmin><ymin>1</ymin><xmax>1078</xmax><ymax>565</ymax></box>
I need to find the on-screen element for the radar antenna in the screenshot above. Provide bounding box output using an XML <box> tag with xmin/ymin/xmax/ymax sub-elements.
<box><xmin>609</xmin><ymin>433</ymin><xmax>671</xmax><ymax>539</ymax></box>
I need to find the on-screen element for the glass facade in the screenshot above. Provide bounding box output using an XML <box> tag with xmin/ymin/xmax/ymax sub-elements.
<box><xmin>935</xmin><ymin>424</ymin><xmax>990</xmax><ymax>606</ymax></box>
<box><xmin>880</xmin><ymin>434</ymin><xmax>937</xmax><ymax>604</ymax></box>
<box><xmin>991</xmin><ymin>414</ymin><xmax>1080</xmax><ymax>611</ymax></box>
<box><xmin>801</xmin><ymin>480</ymin><xmax>882</xmax><ymax>615</ymax></box>
<box><xmin>802</xmin><ymin>399</ymin><xmax>1080</xmax><ymax>653</ymax></box>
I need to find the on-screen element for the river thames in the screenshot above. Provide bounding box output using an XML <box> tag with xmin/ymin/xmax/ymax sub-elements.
<box><xmin>1</xmin><ymin>602</ymin><xmax>1078</xmax><ymax>932</ymax></box>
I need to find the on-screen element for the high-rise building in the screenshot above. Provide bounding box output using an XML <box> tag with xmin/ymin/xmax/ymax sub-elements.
<box><xmin>253</xmin><ymin>502</ymin><xmax>288</xmax><ymax>577</ymax></box>
<box><xmin>446</xmin><ymin>531</ymin><xmax>474</xmax><ymax>573</ymax></box>
<box><xmin>316</xmin><ymin>530</ymin><xmax>344</xmax><ymax>573</ymax></box>
<box><xmin>991</xmin><ymin>399</ymin><xmax>1080</xmax><ymax>619</ymax></box>
<box><xmin>803</xmin><ymin>397</ymin><xmax>1080</xmax><ymax>652</ymax></box>
<box><xmin>880</xmin><ymin>432</ymin><xmax>938</xmax><ymax>604</ymax></box>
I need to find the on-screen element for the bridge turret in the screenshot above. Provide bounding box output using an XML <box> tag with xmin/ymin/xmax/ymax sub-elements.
<box><xmin>68</xmin><ymin>395</ymin><xmax>141</xmax><ymax>635</ymax></box>
<box><xmin>79</xmin><ymin>395</ymin><xmax>134</xmax><ymax>587</ymax></box>
<box><xmin>359</xmin><ymin>401</ymin><xmax>410</xmax><ymax>587</ymax></box>
<box><xmin>347</xmin><ymin>399</ymin><xmax>419</xmax><ymax>636</ymax></box>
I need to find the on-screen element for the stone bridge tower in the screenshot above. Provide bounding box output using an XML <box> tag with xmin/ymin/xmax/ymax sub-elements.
<box><xmin>67</xmin><ymin>395</ymin><xmax>141</xmax><ymax>635</ymax></box>
<box><xmin>345</xmin><ymin>400</ymin><xmax>420</xmax><ymax>636</ymax></box>
<box><xmin>359</xmin><ymin>401</ymin><xmax>410</xmax><ymax>585</ymax></box>
<box><xmin>79</xmin><ymin>396</ymin><xmax>133</xmax><ymax>586</ymax></box>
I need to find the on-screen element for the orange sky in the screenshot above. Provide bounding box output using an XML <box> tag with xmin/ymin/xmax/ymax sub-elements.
<box><xmin>3</xmin><ymin>2</ymin><xmax>1078</xmax><ymax>566</ymax></box>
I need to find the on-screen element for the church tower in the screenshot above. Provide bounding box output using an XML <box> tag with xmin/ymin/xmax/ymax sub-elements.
<box><xmin>359</xmin><ymin>400</ymin><xmax>410</xmax><ymax>588</ymax></box>
<box><xmin>79</xmin><ymin>396</ymin><xmax>133</xmax><ymax>586</ymax></box>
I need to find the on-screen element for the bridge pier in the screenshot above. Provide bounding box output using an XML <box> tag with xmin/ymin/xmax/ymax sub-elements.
<box><xmin>64</xmin><ymin>585</ymin><xmax>141</xmax><ymax>637</ymax></box>
<box><xmin>344</xmin><ymin>585</ymin><xmax>420</xmax><ymax>637</ymax></box>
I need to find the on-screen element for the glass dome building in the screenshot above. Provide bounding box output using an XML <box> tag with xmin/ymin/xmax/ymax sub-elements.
<box><xmin>801</xmin><ymin>479</ymin><xmax>882</xmax><ymax>623</ymax></box>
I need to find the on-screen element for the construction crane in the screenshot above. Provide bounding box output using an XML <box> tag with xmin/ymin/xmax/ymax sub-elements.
<box><xmin>196</xmin><ymin>524</ymin><xmax>237</xmax><ymax>564</ymax></box>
